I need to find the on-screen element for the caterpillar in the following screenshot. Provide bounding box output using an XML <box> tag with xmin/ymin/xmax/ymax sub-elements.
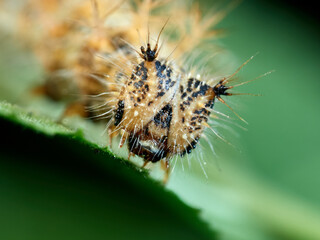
<box><xmin>0</xmin><ymin>0</ymin><xmax>266</xmax><ymax>181</ymax></box>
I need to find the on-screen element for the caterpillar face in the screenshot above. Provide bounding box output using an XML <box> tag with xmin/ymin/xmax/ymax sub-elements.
<box><xmin>112</xmin><ymin>43</ymin><xmax>222</xmax><ymax>163</ymax></box>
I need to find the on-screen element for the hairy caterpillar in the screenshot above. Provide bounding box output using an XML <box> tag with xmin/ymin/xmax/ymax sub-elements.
<box><xmin>0</xmin><ymin>0</ymin><xmax>267</xmax><ymax>181</ymax></box>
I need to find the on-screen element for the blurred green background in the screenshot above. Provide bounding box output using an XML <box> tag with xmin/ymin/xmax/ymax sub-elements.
<box><xmin>171</xmin><ymin>0</ymin><xmax>320</xmax><ymax>239</ymax></box>
<box><xmin>218</xmin><ymin>0</ymin><xmax>320</xmax><ymax>205</ymax></box>
<box><xmin>0</xmin><ymin>0</ymin><xmax>319</xmax><ymax>239</ymax></box>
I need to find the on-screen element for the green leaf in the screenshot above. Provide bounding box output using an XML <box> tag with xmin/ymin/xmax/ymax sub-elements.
<box><xmin>0</xmin><ymin>101</ymin><xmax>217</xmax><ymax>240</ymax></box>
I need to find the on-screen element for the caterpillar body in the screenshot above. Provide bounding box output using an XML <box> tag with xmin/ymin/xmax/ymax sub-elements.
<box><xmin>111</xmin><ymin>42</ymin><xmax>233</xmax><ymax>163</ymax></box>
<box><xmin>0</xmin><ymin>0</ymin><xmax>262</xmax><ymax>180</ymax></box>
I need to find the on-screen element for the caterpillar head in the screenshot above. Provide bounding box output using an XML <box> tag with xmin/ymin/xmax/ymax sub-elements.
<box><xmin>140</xmin><ymin>43</ymin><xmax>158</xmax><ymax>62</ymax></box>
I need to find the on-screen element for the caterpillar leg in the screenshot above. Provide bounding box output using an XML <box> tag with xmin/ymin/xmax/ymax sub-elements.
<box><xmin>161</xmin><ymin>158</ymin><xmax>170</xmax><ymax>184</ymax></box>
<box><xmin>57</xmin><ymin>102</ymin><xmax>87</xmax><ymax>123</ymax></box>
<box><xmin>107</xmin><ymin>125</ymin><xmax>119</xmax><ymax>149</ymax></box>
<box><xmin>31</xmin><ymin>84</ymin><xmax>47</xmax><ymax>96</ymax></box>
<box><xmin>119</xmin><ymin>129</ymin><xmax>129</xmax><ymax>148</ymax></box>
<box><xmin>128</xmin><ymin>152</ymin><xmax>136</xmax><ymax>161</ymax></box>
<box><xmin>142</xmin><ymin>160</ymin><xmax>150</xmax><ymax>168</ymax></box>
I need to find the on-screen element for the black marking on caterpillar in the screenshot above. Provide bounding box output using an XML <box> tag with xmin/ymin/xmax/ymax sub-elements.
<box><xmin>128</xmin><ymin>104</ymin><xmax>173</xmax><ymax>163</ymax></box>
<box><xmin>114</xmin><ymin>100</ymin><xmax>124</xmax><ymax>126</ymax></box>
